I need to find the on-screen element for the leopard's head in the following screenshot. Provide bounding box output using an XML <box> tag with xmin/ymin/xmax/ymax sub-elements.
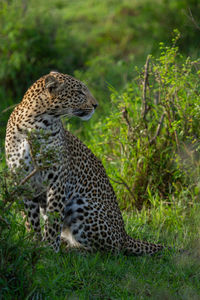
<box><xmin>22</xmin><ymin>71</ymin><xmax>97</xmax><ymax>121</ymax></box>
<box><xmin>43</xmin><ymin>71</ymin><xmax>98</xmax><ymax>120</ymax></box>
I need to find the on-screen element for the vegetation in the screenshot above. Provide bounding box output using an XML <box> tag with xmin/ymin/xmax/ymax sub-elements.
<box><xmin>87</xmin><ymin>33</ymin><xmax>200</xmax><ymax>209</ymax></box>
<box><xmin>0</xmin><ymin>0</ymin><xmax>200</xmax><ymax>299</ymax></box>
<box><xmin>1</xmin><ymin>175</ymin><xmax>200</xmax><ymax>299</ymax></box>
<box><xmin>1</xmin><ymin>0</ymin><xmax>200</xmax><ymax>142</ymax></box>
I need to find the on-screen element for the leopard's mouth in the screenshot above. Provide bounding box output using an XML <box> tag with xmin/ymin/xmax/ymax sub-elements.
<box><xmin>73</xmin><ymin>109</ymin><xmax>94</xmax><ymax>121</ymax></box>
<box><xmin>73</xmin><ymin>110</ymin><xmax>88</xmax><ymax>117</ymax></box>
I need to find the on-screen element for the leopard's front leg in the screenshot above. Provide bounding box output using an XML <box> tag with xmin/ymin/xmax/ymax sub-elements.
<box><xmin>43</xmin><ymin>180</ymin><xmax>66</xmax><ymax>252</ymax></box>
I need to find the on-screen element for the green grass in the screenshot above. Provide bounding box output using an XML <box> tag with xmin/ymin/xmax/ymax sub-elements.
<box><xmin>1</xmin><ymin>197</ymin><xmax>200</xmax><ymax>299</ymax></box>
<box><xmin>1</xmin><ymin>2</ymin><xmax>200</xmax><ymax>297</ymax></box>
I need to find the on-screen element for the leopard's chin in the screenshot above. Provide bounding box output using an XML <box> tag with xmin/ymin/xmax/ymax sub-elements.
<box><xmin>73</xmin><ymin>109</ymin><xmax>95</xmax><ymax>121</ymax></box>
<box><xmin>79</xmin><ymin>110</ymin><xmax>94</xmax><ymax>121</ymax></box>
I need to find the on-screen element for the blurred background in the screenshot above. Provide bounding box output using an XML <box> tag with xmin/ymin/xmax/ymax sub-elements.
<box><xmin>0</xmin><ymin>0</ymin><xmax>200</xmax><ymax>138</ymax></box>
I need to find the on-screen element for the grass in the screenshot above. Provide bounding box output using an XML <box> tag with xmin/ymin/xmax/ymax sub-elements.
<box><xmin>31</xmin><ymin>203</ymin><xmax>200</xmax><ymax>299</ymax></box>
<box><xmin>1</xmin><ymin>195</ymin><xmax>200</xmax><ymax>299</ymax></box>
<box><xmin>1</xmin><ymin>9</ymin><xmax>200</xmax><ymax>297</ymax></box>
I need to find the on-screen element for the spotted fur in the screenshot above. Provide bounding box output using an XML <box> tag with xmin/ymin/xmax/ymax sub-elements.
<box><xmin>5</xmin><ymin>71</ymin><xmax>163</xmax><ymax>255</ymax></box>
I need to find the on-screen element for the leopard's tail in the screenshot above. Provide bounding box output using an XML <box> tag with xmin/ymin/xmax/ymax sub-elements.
<box><xmin>123</xmin><ymin>234</ymin><xmax>164</xmax><ymax>256</ymax></box>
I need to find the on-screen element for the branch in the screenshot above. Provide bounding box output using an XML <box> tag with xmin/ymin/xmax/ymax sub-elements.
<box><xmin>122</xmin><ymin>107</ymin><xmax>132</xmax><ymax>133</ymax></box>
<box><xmin>109</xmin><ymin>176</ymin><xmax>136</xmax><ymax>201</ymax></box>
<box><xmin>141</xmin><ymin>55</ymin><xmax>151</xmax><ymax>120</ymax></box>
<box><xmin>187</xmin><ymin>8</ymin><xmax>200</xmax><ymax>31</ymax></box>
<box><xmin>3</xmin><ymin>165</ymin><xmax>41</xmax><ymax>212</ymax></box>
<box><xmin>150</xmin><ymin>113</ymin><xmax>165</xmax><ymax>145</ymax></box>
<box><xmin>19</xmin><ymin>168</ymin><xmax>38</xmax><ymax>186</ymax></box>
<box><xmin>0</xmin><ymin>215</ymin><xmax>10</xmax><ymax>227</ymax></box>
<box><xmin>1</xmin><ymin>104</ymin><xmax>18</xmax><ymax>114</ymax></box>
<box><xmin>3</xmin><ymin>140</ymin><xmax>40</xmax><ymax>211</ymax></box>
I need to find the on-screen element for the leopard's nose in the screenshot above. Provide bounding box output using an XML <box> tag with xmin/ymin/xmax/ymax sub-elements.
<box><xmin>93</xmin><ymin>103</ymin><xmax>98</xmax><ymax>109</ymax></box>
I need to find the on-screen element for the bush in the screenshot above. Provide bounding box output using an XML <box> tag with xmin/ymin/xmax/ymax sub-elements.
<box><xmin>0</xmin><ymin>167</ymin><xmax>39</xmax><ymax>299</ymax></box>
<box><xmin>87</xmin><ymin>34</ymin><xmax>200</xmax><ymax>209</ymax></box>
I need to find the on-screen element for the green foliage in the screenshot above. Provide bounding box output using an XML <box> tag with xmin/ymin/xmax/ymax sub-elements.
<box><xmin>1</xmin><ymin>0</ymin><xmax>200</xmax><ymax>298</ymax></box>
<box><xmin>1</xmin><ymin>0</ymin><xmax>200</xmax><ymax>144</ymax></box>
<box><xmin>0</xmin><ymin>0</ymin><xmax>90</xmax><ymax>143</ymax></box>
<box><xmin>88</xmin><ymin>37</ymin><xmax>200</xmax><ymax>208</ymax></box>
<box><xmin>1</xmin><ymin>170</ymin><xmax>200</xmax><ymax>298</ymax></box>
<box><xmin>1</xmin><ymin>162</ymin><xmax>200</xmax><ymax>299</ymax></box>
<box><xmin>0</xmin><ymin>167</ymin><xmax>38</xmax><ymax>299</ymax></box>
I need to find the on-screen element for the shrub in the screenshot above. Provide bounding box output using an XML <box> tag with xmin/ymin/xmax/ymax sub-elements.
<box><xmin>0</xmin><ymin>166</ymin><xmax>40</xmax><ymax>299</ymax></box>
<box><xmin>87</xmin><ymin>34</ymin><xmax>200</xmax><ymax>209</ymax></box>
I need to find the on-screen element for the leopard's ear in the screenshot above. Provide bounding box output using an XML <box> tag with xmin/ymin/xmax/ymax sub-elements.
<box><xmin>45</xmin><ymin>75</ymin><xmax>59</xmax><ymax>94</ymax></box>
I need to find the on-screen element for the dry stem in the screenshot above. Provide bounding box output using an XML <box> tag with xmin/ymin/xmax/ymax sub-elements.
<box><xmin>109</xmin><ymin>176</ymin><xmax>136</xmax><ymax>202</ymax></box>
<box><xmin>187</xmin><ymin>8</ymin><xmax>200</xmax><ymax>31</ymax></box>
<box><xmin>141</xmin><ymin>55</ymin><xmax>151</xmax><ymax>120</ymax></box>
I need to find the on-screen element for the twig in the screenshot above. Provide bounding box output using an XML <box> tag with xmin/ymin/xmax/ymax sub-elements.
<box><xmin>1</xmin><ymin>104</ymin><xmax>18</xmax><ymax>114</ymax></box>
<box><xmin>3</xmin><ymin>165</ymin><xmax>41</xmax><ymax>212</ymax></box>
<box><xmin>187</xmin><ymin>8</ymin><xmax>200</xmax><ymax>31</ymax></box>
<box><xmin>150</xmin><ymin>113</ymin><xmax>165</xmax><ymax>145</ymax></box>
<box><xmin>141</xmin><ymin>55</ymin><xmax>151</xmax><ymax>120</ymax></box>
<box><xmin>122</xmin><ymin>107</ymin><xmax>132</xmax><ymax>133</ymax></box>
<box><xmin>19</xmin><ymin>168</ymin><xmax>38</xmax><ymax>186</ymax></box>
<box><xmin>0</xmin><ymin>215</ymin><xmax>10</xmax><ymax>227</ymax></box>
<box><xmin>109</xmin><ymin>176</ymin><xmax>136</xmax><ymax>201</ymax></box>
<box><xmin>3</xmin><ymin>139</ymin><xmax>40</xmax><ymax>211</ymax></box>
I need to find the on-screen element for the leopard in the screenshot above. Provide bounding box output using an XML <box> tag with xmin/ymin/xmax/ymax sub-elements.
<box><xmin>5</xmin><ymin>71</ymin><xmax>163</xmax><ymax>255</ymax></box>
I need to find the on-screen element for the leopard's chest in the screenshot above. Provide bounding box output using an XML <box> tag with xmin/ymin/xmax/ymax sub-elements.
<box><xmin>6</xmin><ymin>137</ymin><xmax>32</xmax><ymax>171</ymax></box>
<box><xmin>6</xmin><ymin>133</ymin><xmax>58</xmax><ymax>192</ymax></box>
